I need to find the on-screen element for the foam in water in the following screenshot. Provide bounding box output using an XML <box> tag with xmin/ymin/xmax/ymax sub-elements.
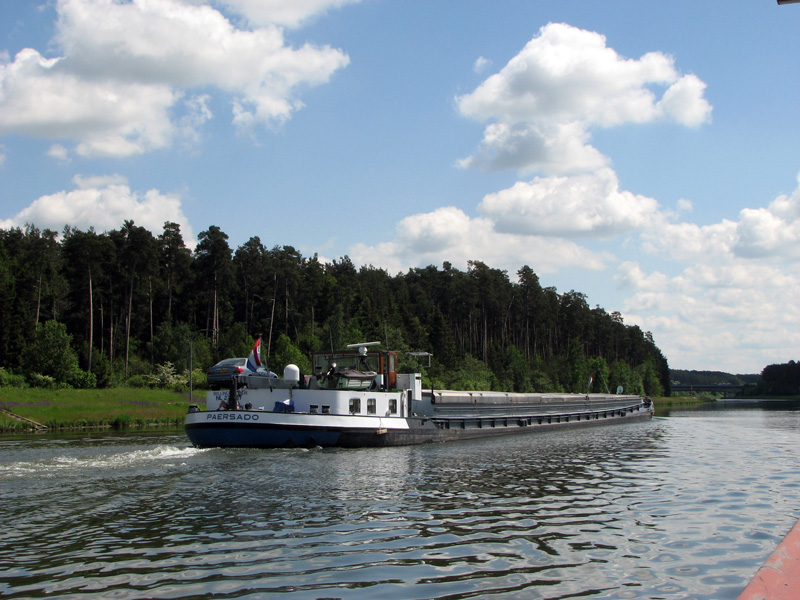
<box><xmin>0</xmin><ymin>445</ymin><xmax>206</xmax><ymax>479</ymax></box>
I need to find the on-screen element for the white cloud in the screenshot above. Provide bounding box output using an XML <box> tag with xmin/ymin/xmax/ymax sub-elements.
<box><xmin>0</xmin><ymin>176</ymin><xmax>194</xmax><ymax>243</ymax></box>
<box><xmin>615</xmin><ymin>262</ymin><xmax>671</xmax><ymax>293</ymax></box>
<box><xmin>642</xmin><ymin>177</ymin><xmax>800</xmax><ymax>265</ymax></box>
<box><xmin>473</xmin><ymin>56</ymin><xmax>492</xmax><ymax>74</ymax></box>
<box><xmin>47</xmin><ymin>144</ymin><xmax>70</xmax><ymax>162</ymax></box>
<box><xmin>622</xmin><ymin>262</ymin><xmax>800</xmax><ymax>373</ymax></box>
<box><xmin>641</xmin><ymin>219</ymin><xmax>737</xmax><ymax>263</ymax></box>
<box><xmin>456</xmin><ymin>121</ymin><xmax>609</xmax><ymax>175</ymax></box>
<box><xmin>657</xmin><ymin>74</ymin><xmax>712</xmax><ymax>128</ymax></box>
<box><xmin>216</xmin><ymin>0</ymin><xmax>362</xmax><ymax>28</ymax></box>
<box><xmin>479</xmin><ymin>168</ymin><xmax>660</xmax><ymax>237</ymax></box>
<box><xmin>179</xmin><ymin>94</ymin><xmax>213</xmax><ymax>148</ymax></box>
<box><xmin>456</xmin><ymin>22</ymin><xmax>712</xmax><ymax>175</ymax></box>
<box><xmin>349</xmin><ymin>205</ymin><xmax>609</xmax><ymax>275</ymax></box>
<box><xmin>0</xmin><ymin>0</ymin><xmax>350</xmax><ymax>157</ymax></box>
<box><xmin>0</xmin><ymin>47</ymin><xmax>180</xmax><ymax>156</ymax></box>
<box><xmin>619</xmin><ymin>174</ymin><xmax>800</xmax><ymax>372</ymax></box>
<box><xmin>72</xmin><ymin>173</ymin><xmax>130</xmax><ymax>189</ymax></box>
<box><xmin>733</xmin><ymin>183</ymin><xmax>800</xmax><ymax>259</ymax></box>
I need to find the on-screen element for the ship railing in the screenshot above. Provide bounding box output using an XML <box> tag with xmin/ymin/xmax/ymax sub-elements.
<box><xmin>429</xmin><ymin>399</ymin><xmax>651</xmax><ymax>430</ymax></box>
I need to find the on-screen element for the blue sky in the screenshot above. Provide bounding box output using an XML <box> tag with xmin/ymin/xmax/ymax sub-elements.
<box><xmin>1</xmin><ymin>0</ymin><xmax>799</xmax><ymax>374</ymax></box>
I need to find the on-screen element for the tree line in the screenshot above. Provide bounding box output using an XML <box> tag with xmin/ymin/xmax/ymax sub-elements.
<box><xmin>670</xmin><ymin>370</ymin><xmax>760</xmax><ymax>386</ymax></box>
<box><xmin>754</xmin><ymin>361</ymin><xmax>800</xmax><ymax>396</ymax></box>
<box><xmin>0</xmin><ymin>221</ymin><xmax>670</xmax><ymax>396</ymax></box>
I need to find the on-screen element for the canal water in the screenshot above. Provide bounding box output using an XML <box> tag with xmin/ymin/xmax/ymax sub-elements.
<box><xmin>1</xmin><ymin>400</ymin><xmax>799</xmax><ymax>600</ymax></box>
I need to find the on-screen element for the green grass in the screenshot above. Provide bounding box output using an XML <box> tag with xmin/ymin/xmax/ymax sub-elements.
<box><xmin>0</xmin><ymin>388</ymin><xmax>200</xmax><ymax>433</ymax></box>
<box><xmin>652</xmin><ymin>395</ymin><xmax>718</xmax><ymax>405</ymax></box>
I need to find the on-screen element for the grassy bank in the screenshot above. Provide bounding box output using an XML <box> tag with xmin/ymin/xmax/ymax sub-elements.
<box><xmin>0</xmin><ymin>390</ymin><xmax>733</xmax><ymax>435</ymax></box>
<box><xmin>651</xmin><ymin>395</ymin><xmax>718</xmax><ymax>407</ymax></box>
<box><xmin>650</xmin><ymin>395</ymin><xmax>715</xmax><ymax>417</ymax></box>
<box><xmin>0</xmin><ymin>388</ymin><xmax>201</xmax><ymax>433</ymax></box>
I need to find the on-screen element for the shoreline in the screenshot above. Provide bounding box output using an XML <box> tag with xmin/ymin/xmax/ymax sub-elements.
<box><xmin>3</xmin><ymin>392</ymin><xmax>793</xmax><ymax>436</ymax></box>
<box><xmin>0</xmin><ymin>392</ymin><xmax>677</xmax><ymax>436</ymax></box>
<box><xmin>0</xmin><ymin>387</ymin><xmax>199</xmax><ymax>435</ymax></box>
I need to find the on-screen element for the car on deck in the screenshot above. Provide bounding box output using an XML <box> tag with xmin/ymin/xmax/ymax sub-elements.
<box><xmin>206</xmin><ymin>358</ymin><xmax>247</xmax><ymax>389</ymax></box>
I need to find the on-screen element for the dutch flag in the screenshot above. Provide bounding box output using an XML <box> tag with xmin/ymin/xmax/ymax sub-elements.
<box><xmin>245</xmin><ymin>337</ymin><xmax>262</xmax><ymax>373</ymax></box>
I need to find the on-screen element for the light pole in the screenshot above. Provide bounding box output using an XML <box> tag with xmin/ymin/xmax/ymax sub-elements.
<box><xmin>190</xmin><ymin>328</ymin><xmax>210</xmax><ymax>403</ymax></box>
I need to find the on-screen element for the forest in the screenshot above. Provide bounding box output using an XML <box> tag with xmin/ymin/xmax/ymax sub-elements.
<box><xmin>0</xmin><ymin>221</ymin><xmax>670</xmax><ymax>396</ymax></box>
<box><xmin>754</xmin><ymin>361</ymin><xmax>800</xmax><ymax>396</ymax></box>
<box><xmin>670</xmin><ymin>370</ymin><xmax>760</xmax><ymax>386</ymax></box>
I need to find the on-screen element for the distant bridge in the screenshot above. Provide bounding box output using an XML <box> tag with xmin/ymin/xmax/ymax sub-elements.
<box><xmin>670</xmin><ymin>384</ymin><xmax>745</xmax><ymax>398</ymax></box>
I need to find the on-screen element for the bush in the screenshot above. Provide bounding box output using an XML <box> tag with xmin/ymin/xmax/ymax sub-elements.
<box><xmin>0</xmin><ymin>417</ymin><xmax>26</xmax><ymax>432</ymax></box>
<box><xmin>124</xmin><ymin>354</ymin><xmax>153</xmax><ymax>377</ymax></box>
<box><xmin>531</xmin><ymin>369</ymin><xmax>559</xmax><ymax>393</ymax></box>
<box><xmin>27</xmin><ymin>373</ymin><xmax>68</xmax><ymax>389</ymax></box>
<box><xmin>67</xmin><ymin>369</ymin><xmax>97</xmax><ymax>389</ymax></box>
<box><xmin>429</xmin><ymin>355</ymin><xmax>498</xmax><ymax>391</ymax></box>
<box><xmin>89</xmin><ymin>350</ymin><xmax>111</xmax><ymax>388</ymax></box>
<box><xmin>21</xmin><ymin>321</ymin><xmax>95</xmax><ymax>388</ymax></box>
<box><xmin>187</xmin><ymin>368</ymin><xmax>208</xmax><ymax>390</ymax></box>
<box><xmin>110</xmin><ymin>414</ymin><xmax>132</xmax><ymax>429</ymax></box>
<box><xmin>125</xmin><ymin>375</ymin><xmax>148</xmax><ymax>388</ymax></box>
<box><xmin>145</xmin><ymin>362</ymin><xmax>187</xmax><ymax>390</ymax></box>
<box><xmin>273</xmin><ymin>334</ymin><xmax>312</xmax><ymax>375</ymax></box>
<box><xmin>637</xmin><ymin>361</ymin><xmax>663</xmax><ymax>396</ymax></box>
<box><xmin>0</xmin><ymin>368</ymin><xmax>27</xmax><ymax>388</ymax></box>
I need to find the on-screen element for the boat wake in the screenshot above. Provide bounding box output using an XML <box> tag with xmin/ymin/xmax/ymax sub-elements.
<box><xmin>0</xmin><ymin>444</ymin><xmax>207</xmax><ymax>480</ymax></box>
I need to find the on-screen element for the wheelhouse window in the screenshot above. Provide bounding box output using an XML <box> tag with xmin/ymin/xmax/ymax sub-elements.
<box><xmin>367</xmin><ymin>398</ymin><xmax>376</xmax><ymax>414</ymax></box>
<box><xmin>322</xmin><ymin>405</ymin><xmax>330</xmax><ymax>414</ymax></box>
<box><xmin>349</xmin><ymin>398</ymin><xmax>361</xmax><ymax>414</ymax></box>
<box><xmin>310</xmin><ymin>405</ymin><xmax>318</xmax><ymax>414</ymax></box>
<box><xmin>388</xmin><ymin>399</ymin><xmax>397</xmax><ymax>414</ymax></box>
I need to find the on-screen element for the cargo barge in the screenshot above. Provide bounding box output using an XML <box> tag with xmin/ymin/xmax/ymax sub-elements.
<box><xmin>185</xmin><ymin>343</ymin><xmax>653</xmax><ymax>448</ymax></box>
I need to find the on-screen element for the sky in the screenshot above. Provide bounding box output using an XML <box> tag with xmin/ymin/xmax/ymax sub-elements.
<box><xmin>1</xmin><ymin>0</ymin><xmax>799</xmax><ymax>375</ymax></box>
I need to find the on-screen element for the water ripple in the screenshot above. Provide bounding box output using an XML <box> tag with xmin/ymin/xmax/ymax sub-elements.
<box><xmin>2</xmin><ymin>407</ymin><xmax>800</xmax><ymax>599</ymax></box>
